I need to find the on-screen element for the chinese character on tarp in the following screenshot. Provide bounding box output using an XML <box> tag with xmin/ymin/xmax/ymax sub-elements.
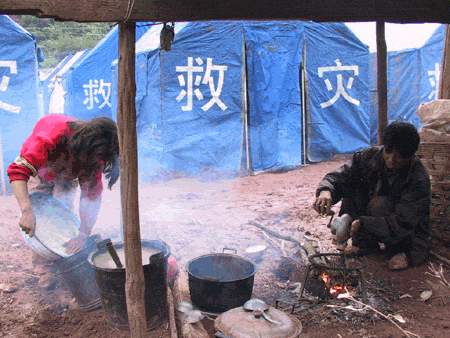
<box><xmin>82</xmin><ymin>79</ymin><xmax>112</xmax><ymax>110</ymax></box>
<box><xmin>176</xmin><ymin>57</ymin><xmax>228</xmax><ymax>112</ymax></box>
<box><xmin>427</xmin><ymin>62</ymin><xmax>440</xmax><ymax>101</ymax></box>
<box><xmin>318</xmin><ymin>59</ymin><xmax>360</xmax><ymax>108</ymax></box>
<box><xmin>0</xmin><ymin>60</ymin><xmax>21</xmax><ymax>114</ymax></box>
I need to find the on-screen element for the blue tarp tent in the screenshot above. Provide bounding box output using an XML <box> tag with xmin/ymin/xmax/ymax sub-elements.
<box><xmin>111</xmin><ymin>21</ymin><xmax>445</xmax><ymax>177</ymax></box>
<box><xmin>111</xmin><ymin>21</ymin><xmax>371</xmax><ymax>177</ymax></box>
<box><xmin>244</xmin><ymin>21</ymin><xmax>304</xmax><ymax>172</ymax></box>
<box><xmin>115</xmin><ymin>22</ymin><xmax>245</xmax><ymax>178</ymax></box>
<box><xmin>419</xmin><ymin>25</ymin><xmax>446</xmax><ymax>105</ymax></box>
<box><xmin>0</xmin><ymin>15</ymin><xmax>40</xmax><ymax>192</ymax></box>
<box><xmin>305</xmin><ymin>22</ymin><xmax>371</xmax><ymax>162</ymax></box>
<box><xmin>62</xmin><ymin>24</ymin><xmax>150</xmax><ymax>120</ymax></box>
<box><xmin>370</xmin><ymin>24</ymin><xmax>445</xmax><ymax>143</ymax></box>
<box><xmin>41</xmin><ymin>53</ymin><xmax>73</xmax><ymax>114</ymax></box>
<box><xmin>41</xmin><ymin>50</ymin><xmax>87</xmax><ymax>115</ymax></box>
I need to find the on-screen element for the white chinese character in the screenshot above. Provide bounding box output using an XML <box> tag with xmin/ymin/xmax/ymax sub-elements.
<box><xmin>176</xmin><ymin>57</ymin><xmax>228</xmax><ymax>112</ymax></box>
<box><xmin>318</xmin><ymin>59</ymin><xmax>360</xmax><ymax>108</ymax></box>
<box><xmin>427</xmin><ymin>62</ymin><xmax>440</xmax><ymax>100</ymax></box>
<box><xmin>201</xmin><ymin>58</ymin><xmax>228</xmax><ymax>111</ymax></box>
<box><xmin>98</xmin><ymin>79</ymin><xmax>112</xmax><ymax>109</ymax></box>
<box><xmin>0</xmin><ymin>60</ymin><xmax>21</xmax><ymax>114</ymax></box>
<box><xmin>82</xmin><ymin>79</ymin><xmax>112</xmax><ymax>110</ymax></box>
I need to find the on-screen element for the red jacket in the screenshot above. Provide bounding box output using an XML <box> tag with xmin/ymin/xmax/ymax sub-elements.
<box><xmin>7</xmin><ymin>114</ymin><xmax>103</xmax><ymax>199</ymax></box>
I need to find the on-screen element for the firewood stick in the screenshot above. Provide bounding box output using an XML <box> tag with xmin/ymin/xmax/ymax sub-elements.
<box><xmin>249</xmin><ymin>220</ymin><xmax>310</xmax><ymax>261</ymax></box>
<box><xmin>280</xmin><ymin>240</ymin><xmax>288</xmax><ymax>258</ymax></box>
<box><xmin>430</xmin><ymin>251</ymin><xmax>450</xmax><ymax>267</ymax></box>
<box><xmin>170</xmin><ymin>278</ymin><xmax>183</xmax><ymax>336</ymax></box>
<box><xmin>167</xmin><ymin>286</ymin><xmax>179</xmax><ymax>338</ymax></box>
<box><xmin>261</xmin><ymin>230</ymin><xmax>284</xmax><ymax>255</ymax></box>
<box><xmin>249</xmin><ymin>220</ymin><xmax>302</xmax><ymax>246</ymax></box>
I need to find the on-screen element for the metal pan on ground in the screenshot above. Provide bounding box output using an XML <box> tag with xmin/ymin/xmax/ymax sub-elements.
<box><xmin>244</xmin><ymin>244</ymin><xmax>267</xmax><ymax>264</ymax></box>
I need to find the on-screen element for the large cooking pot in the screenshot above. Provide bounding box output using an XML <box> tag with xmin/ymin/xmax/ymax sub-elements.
<box><xmin>187</xmin><ymin>248</ymin><xmax>256</xmax><ymax>313</ymax></box>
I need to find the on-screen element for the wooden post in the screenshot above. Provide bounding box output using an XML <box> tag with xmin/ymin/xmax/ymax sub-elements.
<box><xmin>439</xmin><ymin>24</ymin><xmax>450</xmax><ymax>99</ymax></box>
<box><xmin>0</xmin><ymin>131</ymin><xmax>6</xmax><ymax>195</ymax></box>
<box><xmin>376</xmin><ymin>20</ymin><xmax>388</xmax><ymax>144</ymax></box>
<box><xmin>117</xmin><ymin>21</ymin><xmax>147</xmax><ymax>336</ymax></box>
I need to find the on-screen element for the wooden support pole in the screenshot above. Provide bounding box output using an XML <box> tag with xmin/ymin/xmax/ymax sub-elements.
<box><xmin>376</xmin><ymin>20</ymin><xmax>388</xmax><ymax>144</ymax></box>
<box><xmin>0</xmin><ymin>131</ymin><xmax>6</xmax><ymax>195</ymax></box>
<box><xmin>117</xmin><ymin>21</ymin><xmax>147</xmax><ymax>336</ymax></box>
<box><xmin>439</xmin><ymin>24</ymin><xmax>450</xmax><ymax>99</ymax></box>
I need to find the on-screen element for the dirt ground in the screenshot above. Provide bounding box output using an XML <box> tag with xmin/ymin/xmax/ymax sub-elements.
<box><xmin>1</xmin><ymin>159</ymin><xmax>449</xmax><ymax>338</ymax></box>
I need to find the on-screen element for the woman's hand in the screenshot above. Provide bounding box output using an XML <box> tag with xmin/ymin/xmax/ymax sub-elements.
<box><xmin>19</xmin><ymin>209</ymin><xmax>36</xmax><ymax>237</ymax></box>
<box><xmin>313</xmin><ymin>190</ymin><xmax>332</xmax><ymax>215</ymax></box>
<box><xmin>64</xmin><ymin>233</ymin><xmax>88</xmax><ymax>255</ymax></box>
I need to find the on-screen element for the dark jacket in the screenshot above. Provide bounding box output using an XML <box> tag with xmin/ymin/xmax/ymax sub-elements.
<box><xmin>317</xmin><ymin>146</ymin><xmax>431</xmax><ymax>264</ymax></box>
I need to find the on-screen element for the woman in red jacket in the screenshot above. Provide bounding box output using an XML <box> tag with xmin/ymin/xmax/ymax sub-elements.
<box><xmin>7</xmin><ymin>114</ymin><xmax>119</xmax><ymax>254</ymax></box>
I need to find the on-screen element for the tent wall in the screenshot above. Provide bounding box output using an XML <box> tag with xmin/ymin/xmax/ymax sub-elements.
<box><xmin>107</xmin><ymin>21</ymin><xmax>444</xmax><ymax>178</ymax></box>
<box><xmin>0</xmin><ymin>15</ymin><xmax>40</xmax><ymax>192</ymax></box>
<box><xmin>305</xmin><ymin>22</ymin><xmax>371</xmax><ymax>162</ymax></box>
<box><xmin>41</xmin><ymin>53</ymin><xmax>73</xmax><ymax>115</ymax></box>
<box><xmin>419</xmin><ymin>25</ymin><xmax>446</xmax><ymax>104</ymax></box>
<box><xmin>244</xmin><ymin>21</ymin><xmax>304</xmax><ymax>172</ymax></box>
<box><xmin>122</xmin><ymin>22</ymin><xmax>245</xmax><ymax>178</ymax></box>
<box><xmin>62</xmin><ymin>24</ymin><xmax>149</xmax><ymax>120</ymax></box>
<box><xmin>111</xmin><ymin>21</ymin><xmax>371</xmax><ymax>177</ymax></box>
<box><xmin>370</xmin><ymin>24</ymin><xmax>445</xmax><ymax>143</ymax></box>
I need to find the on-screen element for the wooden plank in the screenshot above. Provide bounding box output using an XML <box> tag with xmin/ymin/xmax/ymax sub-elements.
<box><xmin>117</xmin><ymin>21</ymin><xmax>147</xmax><ymax>336</ymax></box>
<box><xmin>167</xmin><ymin>287</ymin><xmax>179</xmax><ymax>338</ymax></box>
<box><xmin>1</xmin><ymin>0</ymin><xmax>449</xmax><ymax>22</ymax></box>
<box><xmin>440</xmin><ymin>25</ymin><xmax>450</xmax><ymax>99</ymax></box>
<box><xmin>0</xmin><ymin>131</ymin><xmax>6</xmax><ymax>196</ymax></box>
<box><xmin>376</xmin><ymin>20</ymin><xmax>388</xmax><ymax>144</ymax></box>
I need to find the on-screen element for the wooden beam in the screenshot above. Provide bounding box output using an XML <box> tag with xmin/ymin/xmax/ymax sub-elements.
<box><xmin>117</xmin><ymin>21</ymin><xmax>147</xmax><ymax>336</ymax></box>
<box><xmin>376</xmin><ymin>20</ymin><xmax>388</xmax><ymax>144</ymax></box>
<box><xmin>439</xmin><ymin>24</ymin><xmax>450</xmax><ymax>99</ymax></box>
<box><xmin>1</xmin><ymin>0</ymin><xmax>449</xmax><ymax>23</ymax></box>
<box><xmin>0</xmin><ymin>131</ymin><xmax>6</xmax><ymax>195</ymax></box>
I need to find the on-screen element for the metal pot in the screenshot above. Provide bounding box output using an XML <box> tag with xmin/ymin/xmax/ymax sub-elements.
<box><xmin>187</xmin><ymin>248</ymin><xmax>256</xmax><ymax>313</ymax></box>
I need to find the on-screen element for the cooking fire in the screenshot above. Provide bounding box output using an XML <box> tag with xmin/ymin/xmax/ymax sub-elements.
<box><xmin>299</xmin><ymin>253</ymin><xmax>367</xmax><ymax>301</ymax></box>
<box><xmin>320</xmin><ymin>272</ymin><xmax>355</xmax><ymax>298</ymax></box>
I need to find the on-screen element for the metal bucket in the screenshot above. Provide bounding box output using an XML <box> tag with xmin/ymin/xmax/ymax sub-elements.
<box><xmin>88</xmin><ymin>240</ymin><xmax>170</xmax><ymax>330</ymax></box>
<box><xmin>54</xmin><ymin>236</ymin><xmax>102</xmax><ymax>311</ymax></box>
<box><xmin>187</xmin><ymin>249</ymin><xmax>256</xmax><ymax>313</ymax></box>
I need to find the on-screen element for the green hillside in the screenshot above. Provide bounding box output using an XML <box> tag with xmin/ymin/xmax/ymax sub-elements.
<box><xmin>13</xmin><ymin>16</ymin><xmax>111</xmax><ymax>68</ymax></box>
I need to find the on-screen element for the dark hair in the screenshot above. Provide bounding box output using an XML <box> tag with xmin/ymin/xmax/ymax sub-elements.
<box><xmin>68</xmin><ymin>117</ymin><xmax>119</xmax><ymax>189</ymax></box>
<box><xmin>382</xmin><ymin>121</ymin><xmax>420</xmax><ymax>158</ymax></box>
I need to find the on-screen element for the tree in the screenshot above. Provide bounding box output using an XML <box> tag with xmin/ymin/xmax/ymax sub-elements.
<box><xmin>13</xmin><ymin>16</ymin><xmax>110</xmax><ymax>68</ymax></box>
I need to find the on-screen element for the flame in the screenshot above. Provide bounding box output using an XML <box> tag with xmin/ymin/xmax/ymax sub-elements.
<box><xmin>330</xmin><ymin>285</ymin><xmax>345</xmax><ymax>295</ymax></box>
<box><xmin>320</xmin><ymin>272</ymin><xmax>346</xmax><ymax>297</ymax></box>
<box><xmin>320</xmin><ymin>272</ymin><xmax>331</xmax><ymax>286</ymax></box>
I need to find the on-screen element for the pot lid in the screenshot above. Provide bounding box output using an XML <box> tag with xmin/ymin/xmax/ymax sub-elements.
<box><xmin>215</xmin><ymin>302</ymin><xmax>302</xmax><ymax>338</ymax></box>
